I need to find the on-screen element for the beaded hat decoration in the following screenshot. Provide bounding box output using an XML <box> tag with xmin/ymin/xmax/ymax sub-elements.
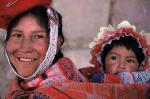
<box><xmin>89</xmin><ymin>20</ymin><xmax>150</xmax><ymax>71</ymax></box>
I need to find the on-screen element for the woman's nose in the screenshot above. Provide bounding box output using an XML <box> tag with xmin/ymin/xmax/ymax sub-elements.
<box><xmin>20</xmin><ymin>38</ymin><xmax>32</xmax><ymax>52</ymax></box>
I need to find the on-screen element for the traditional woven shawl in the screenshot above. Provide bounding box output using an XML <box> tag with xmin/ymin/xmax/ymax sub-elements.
<box><xmin>9</xmin><ymin>80</ymin><xmax>150</xmax><ymax>99</ymax></box>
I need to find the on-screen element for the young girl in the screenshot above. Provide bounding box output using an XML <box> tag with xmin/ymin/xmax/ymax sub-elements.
<box><xmin>89</xmin><ymin>20</ymin><xmax>150</xmax><ymax>84</ymax></box>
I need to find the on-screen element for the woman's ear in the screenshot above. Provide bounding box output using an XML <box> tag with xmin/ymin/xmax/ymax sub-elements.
<box><xmin>56</xmin><ymin>36</ymin><xmax>63</xmax><ymax>52</ymax></box>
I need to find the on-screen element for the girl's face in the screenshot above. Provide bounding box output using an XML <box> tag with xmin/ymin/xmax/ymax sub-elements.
<box><xmin>6</xmin><ymin>15</ymin><xmax>49</xmax><ymax>77</ymax></box>
<box><xmin>105</xmin><ymin>46</ymin><xmax>139</xmax><ymax>74</ymax></box>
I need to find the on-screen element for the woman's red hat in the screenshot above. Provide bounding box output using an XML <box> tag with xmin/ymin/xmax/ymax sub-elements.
<box><xmin>0</xmin><ymin>0</ymin><xmax>52</xmax><ymax>29</ymax></box>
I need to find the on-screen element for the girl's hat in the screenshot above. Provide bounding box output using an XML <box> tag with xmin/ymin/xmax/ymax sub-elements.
<box><xmin>89</xmin><ymin>20</ymin><xmax>150</xmax><ymax>71</ymax></box>
<box><xmin>0</xmin><ymin>0</ymin><xmax>51</xmax><ymax>29</ymax></box>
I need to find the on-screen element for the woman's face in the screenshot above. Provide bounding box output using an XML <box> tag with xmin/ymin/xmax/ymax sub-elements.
<box><xmin>105</xmin><ymin>46</ymin><xmax>139</xmax><ymax>74</ymax></box>
<box><xmin>6</xmin><ymin>15</ymin><xmax>49</xmax><ymax>77</ymax></box>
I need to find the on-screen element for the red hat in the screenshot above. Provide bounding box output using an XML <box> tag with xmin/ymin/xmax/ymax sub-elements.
<box><xmin>0</xmin><ymin>0</ymin><xmax>52</xmax><ymax>29</ymax></box>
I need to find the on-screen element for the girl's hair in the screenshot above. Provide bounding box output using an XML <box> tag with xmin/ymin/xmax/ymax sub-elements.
<box><xmin>6</xmin><ymin>6</ymin><xmax>64</xmax><ymax>63</ymax></box>
<box><xmin>101</xmin><ymin>36</ymin><xmax>145</xmax><ymax>71</ymax></box>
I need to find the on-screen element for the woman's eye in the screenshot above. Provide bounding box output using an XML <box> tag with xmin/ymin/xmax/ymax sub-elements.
<box><xmin>11</xmin><ymin>34</ymin><xmax>22</xmax><ymax>38</ymax></box>
<box><xmin>34</xmin><ymin>35</ymin><xmax>44</xmax><ymax>39</ymax></box>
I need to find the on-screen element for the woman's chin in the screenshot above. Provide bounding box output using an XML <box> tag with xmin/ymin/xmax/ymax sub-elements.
<box><xmin>16</xmin><ymin>67</ymin><xmax>38</xmax><ymax>78</ymax></box>
<box><xmin>18</xmin><ymin>71</ymin><xmax>35</xmax><ymax>78</ymax></box>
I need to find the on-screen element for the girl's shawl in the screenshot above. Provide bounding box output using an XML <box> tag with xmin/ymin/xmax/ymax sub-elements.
<box><xmin>91</xmin><ymin>68</ymin><xmax>150</xmax><ymax>84</ymax></box>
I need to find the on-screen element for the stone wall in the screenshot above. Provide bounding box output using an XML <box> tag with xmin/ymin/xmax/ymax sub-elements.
<box><xmin>0</xmin><ymin>0</ymin><xmax>150</xmax><ymax>97</ymax></box>
<box><xmin>52</xmin><ymin>0</ymin><xmax>111</xmax><ymax>68</ymax></box>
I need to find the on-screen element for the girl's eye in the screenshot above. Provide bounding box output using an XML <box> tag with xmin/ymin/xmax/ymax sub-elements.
<box><xmin>126</xmin><ymin>59</ymin><xmax>135</xmax><ymax>63</ymax></box>
<box><xmin>111</xmin><ymin>56</ymin><xmax>118</xmax><ymax>60</ymax></box>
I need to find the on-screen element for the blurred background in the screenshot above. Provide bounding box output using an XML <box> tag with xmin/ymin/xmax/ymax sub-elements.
<box><xmin>0</xmin><ymin>0</ymin><xmax>150</xmax><ymax>97</ymax></box>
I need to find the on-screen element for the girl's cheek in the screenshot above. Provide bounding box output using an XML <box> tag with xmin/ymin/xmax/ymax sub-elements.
<box><xmin>106</xmin><ymin>60</ymin><xmax>119</xmax><ymax>67</ymax></box>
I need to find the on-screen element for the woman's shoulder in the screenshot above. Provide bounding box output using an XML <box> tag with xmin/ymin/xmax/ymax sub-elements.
<box><xmin>56</xmin><ymin>57</ymin><xmax>87</xmax><ymax>82</ymax></box>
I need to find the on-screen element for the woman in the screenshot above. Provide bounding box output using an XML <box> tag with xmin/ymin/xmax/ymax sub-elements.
<box><xmin>1</xmin><ymin>1</ymin><xmax>86</xmax><ymax>98</ymax></box>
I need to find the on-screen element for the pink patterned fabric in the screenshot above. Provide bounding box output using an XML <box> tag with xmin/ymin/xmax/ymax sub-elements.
<box><xmin>23</xmin><ymin>57</ymin><xmax>86</xmax><ymax>88</ymax></box>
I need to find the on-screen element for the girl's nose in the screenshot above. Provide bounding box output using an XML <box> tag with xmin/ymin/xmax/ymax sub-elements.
<box><xmin>118</xmin><ymin>60</ymin><xmax>126</xmax><ymax>69</ymax></box>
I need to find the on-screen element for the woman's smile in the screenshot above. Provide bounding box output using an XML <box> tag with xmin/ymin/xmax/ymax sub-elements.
<box><xmin>18</xmin><ymin>57</ymin><xmax>36</xmax><ymax>62</ymax></box>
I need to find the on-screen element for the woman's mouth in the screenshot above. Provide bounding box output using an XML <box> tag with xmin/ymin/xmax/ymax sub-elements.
<box><xmin>18</xmin><ymin>58</ymin><xmax>35</xmax><ymax>62</ymax></box>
